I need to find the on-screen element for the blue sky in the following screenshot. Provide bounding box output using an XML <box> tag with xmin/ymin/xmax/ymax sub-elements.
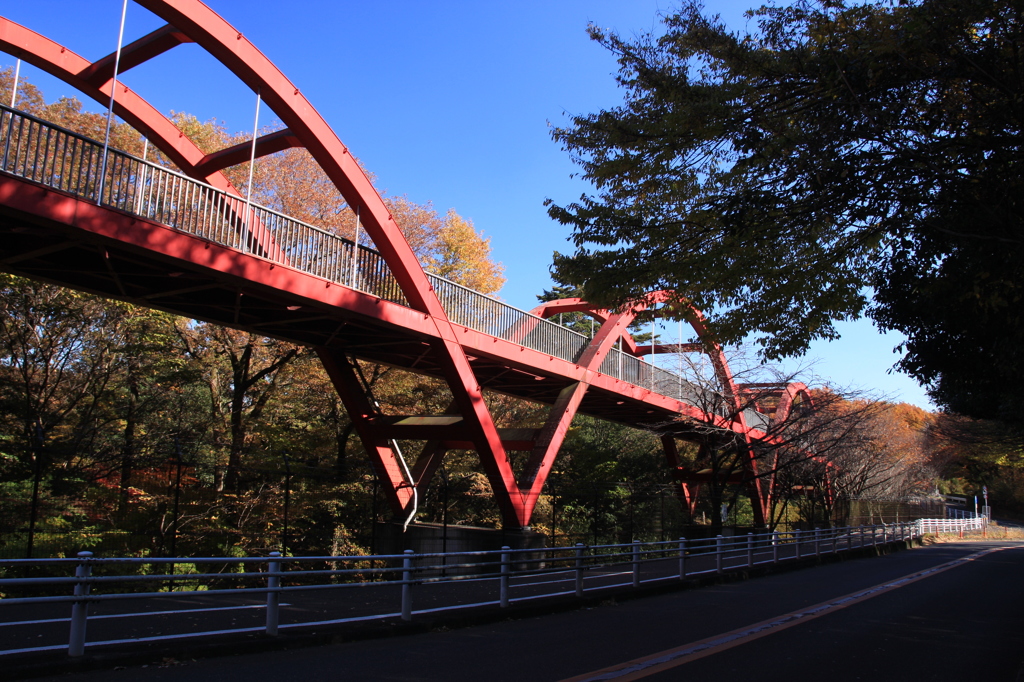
<box><xmin>1</xmin><ymin>0</ymin><xmax>932</xmax><ymax>408</ymax></box>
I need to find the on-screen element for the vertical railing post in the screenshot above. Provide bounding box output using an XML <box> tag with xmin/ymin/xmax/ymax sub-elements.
<box><xmin>772</xmin><ymin>531</ymin><xmax>779</xmax><ymax>564</ymax></box>
<box><xmin>266</xmin><ymin>551</ymin><xmax>281</xmax><ymax>636</ymax></box>
<box><xmin>795</xmin><ymin>529</ymin><xmax>802</xmax><ymax>559</ymax></box>
<box><xmin>68</xmin><ymin>551</ymin><xmax>93</xmax><ymax>657</ymax></box>
<box><xmin>574</xmin><ymin>544</ymin><xmax>585</xmax><ymax>597</ymax></box>
<box><xmin>747</xmin><ymin>533</ymin><xmax>754</xmax><ymax>568</ymax></box>
<box><xmin>814</xmin><ymin>528</ymin><xmax>821</xmax><ymax>557</ymax></box>
<box><xmin>499</xmin><ymin>546</ymin><xmax>510</xmax><ymax>608</ymax></box>
<box><xmin>401</xmin><ymin>549</ymin><xmax>414</xmax><ymax>621</ymax></box>
<box><xmin>678</xmin><ymin>538</ymin><xmax>687</xmax><ymax>579</ymax></box>
<box><xmin>632</xmin><ymin>541</ymin><xmax>641</xmax><ymax>588</ymax></box>
<box><xmin>716</xmin><ymin>535</ymin><xmax>724</xmax><ymax>574</ymax></box>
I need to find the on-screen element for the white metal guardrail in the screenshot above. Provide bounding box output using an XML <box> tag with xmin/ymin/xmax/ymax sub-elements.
<box><xmin>0</xmin><ymin>104</ymin><xmax>708</xmax><ymax>403</ymax></box>
<box><xmin>0</xmin><ymin>521</ymin><xmax>958</xmax><ymax>658</ymax></box>
<box><xmin>918</xmin><ymin>512</ymin><xmax>987</xmax><ymax>534</ymax></box>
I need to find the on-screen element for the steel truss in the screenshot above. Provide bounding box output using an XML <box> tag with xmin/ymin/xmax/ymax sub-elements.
<box><xmin>0</xmin><ymin>1</ymin><xmax>822</xmax><ymax>529</ymax></box>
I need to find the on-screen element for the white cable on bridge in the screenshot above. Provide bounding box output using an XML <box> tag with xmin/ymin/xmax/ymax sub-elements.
<box><xmin>618</xmin><ymin>336</ymin><xmax>622</xmax><ymax>379</ymax></box>
<box><xmin>678</xmin><ymin>318</ymin><xmax>683</xmax><ymax>399</ymax></box>
<box><xmin>133</xmin><ymin>138</ymin><xmax>149</xmax><ymax>215</ymax></box>
<box><xmin>244</xmin><ymin>90</ymin><xmax>261</xmax><ymax>245</ymax></box>
<box><xmin>651</xmin><ymin>315</ymin><xmax>656</xmax><ymax>390</ymax></box>
<box><xmin>9</xmin><ymin>59</ymin><xmax>20</xmax><ymax>108</ymax></box>
<box><xmin>97</xmin><ymin>0</ymin><xmax>129</xmax><ymax>206</ymax></box>
<box><xmin>351</xmin><ymin>206</ymin><xmax>361</xmax><ymax>288</ymax></box>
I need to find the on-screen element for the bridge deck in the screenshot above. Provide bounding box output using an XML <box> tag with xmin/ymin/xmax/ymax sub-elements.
<box><xmin>0</xmin><ymin>105</ymin><xmax>732</xmax><ymax>432</ymax></box>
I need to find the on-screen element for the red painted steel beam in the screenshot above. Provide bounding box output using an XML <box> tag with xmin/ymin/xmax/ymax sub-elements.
<box><xmin>635</xmin><ymin>343</ymin><xmax>705</xmax><ymax>356</ymax></box>
<box><xmin>316</xmin><ymin>348</ymin><xmax>414</xmax><ymax>516</ymax></box>
<box><xmin>773</xmin><ymin>382</ymin><xmax>812</xmax><ymax>426</ymax></box>
<box><xmin>79</xmin><ymin>23</ymin><xmax>193</xmax><ymax>86</ymax></box>
<box><xmin>411</xmin><ymin>441</ymin><xmax>447</xmax><ymax>490</ymax></box>
<box><xmin>517</xmin><ymin>297</ymin><xmax>665</xmax><ymax>522</ymax></box>
<box><xmin>530</xmin><ymin>299</ymin><xmax>609</xmax><ymax>317</ymax></box>
<box><xmin>662</xmin><ymin>436</ymin><xmax>699</xmax><ymax>516</ymax></box>
<box><xmin>131</xmin><ymin>0</ymin><xmax>527</xmax><ymax>526</ymax></box>
<box><xmin>193</xmin><ymin>129</ymin><xmax>303</xmax><ymax>177</ymax></box>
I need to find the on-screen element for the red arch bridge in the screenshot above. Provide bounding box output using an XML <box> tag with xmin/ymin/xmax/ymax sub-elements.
<box><xmin>0</xmin><ymin>1</ymin><xmax>819</xmax><ymax>533</ymax></box>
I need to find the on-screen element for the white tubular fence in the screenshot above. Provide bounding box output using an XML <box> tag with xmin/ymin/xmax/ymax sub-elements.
<box><xmin>0</xmin><ymin>520</ymin><xmax>979</xmax><ymax>659</ymax></box>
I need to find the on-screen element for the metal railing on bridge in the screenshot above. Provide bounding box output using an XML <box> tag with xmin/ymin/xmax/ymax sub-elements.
<box><xmin>0</xmin><ymin>522</ymin><xmax>937</xmax><ymax>659</ymax></box>
<box><xmin>0</xmin><ymin>104</ymin><xmax>709</xmax><ymax>406</ymax></box>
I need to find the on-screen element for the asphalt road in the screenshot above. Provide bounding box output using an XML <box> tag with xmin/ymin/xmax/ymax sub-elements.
<box><xmin>29</xmin><ymin>541</ymin><xmax>1024</xmax><ymax>682</ymax></box>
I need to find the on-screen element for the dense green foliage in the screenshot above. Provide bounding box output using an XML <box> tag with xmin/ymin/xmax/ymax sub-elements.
<box><xmin>548</xmin><ymin>0</ymin><xmax>1024</xmax><ymax>421</ymax></box>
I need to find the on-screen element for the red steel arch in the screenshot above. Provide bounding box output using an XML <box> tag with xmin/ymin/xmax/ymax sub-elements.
<box><xmin>0</xmin><ymin>2</ymin><xmax>816</xmax><ymax>530</ymax></box>
<box><xmin>529</xmin><ymin>294</ymin><xmax>793</xmax><ymax>526</ymax></box>
<box><xmin>0</xmin><ymin>2</ymin><xmax>538</xmax><ymax>527</ymax></box>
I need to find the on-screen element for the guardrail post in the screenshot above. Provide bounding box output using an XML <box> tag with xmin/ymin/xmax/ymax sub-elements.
<box><xmin>68</xmin><ymin>551</ymin><xmax>93</xmax><ymax>657</ymax></box>
<box><xmin>632</xmin><ymin>541</ymin><xmax>641</xmax><ymax>588</ymax></box>
<box><xmin>266</xmin><ymin>551</ymin><xmax>281</xmax><ymax>636</ymax></box>
<box><xmin>772</xmin><ymin>531</ymin><xmax>779</xmax><ymax>564</ymax></box>
<box><xmin>574</xmin><ymin>544</ymin><xmax>585</xmax><ymax>597</ymax></box>
<box><xmin>678</xmin><ymin>538</ymin><xmax>687</xmax><ymax>579</ymax></box>
<box><xmin>716</xmin><ymin>535</ymin><xmax>724</xmax><ymax>574</ymax></box>
<box><xmin>500</xmin><ymin>546</ymin><xmax>510</xmax><ymax>608</ymax></box>
<box><xmin>401</xmin><ymin>549</ymin><xmax>414</xmax><ymax>621</ymax></box>
<box><xmin>795</xmin><ymin>530</ymin><xmax>802</xmax><ymax>559</ymax></box>
<box><xmin>814</xmin><ymin>528</ymin><xmax>821</xmax><ymax>557</ymax></box>
<box><xmin>747</xmin><ymin>533</ymin><xmax>754</xmax><ymax>568</ymax></box>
